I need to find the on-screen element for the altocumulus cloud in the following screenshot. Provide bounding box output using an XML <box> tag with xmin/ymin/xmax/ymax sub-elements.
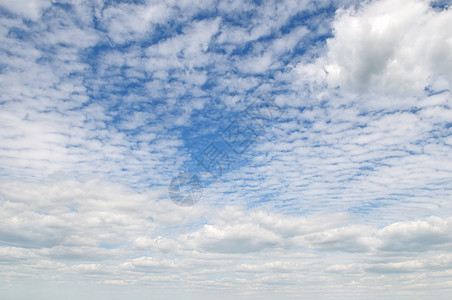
<box><xmin>0</xmin><ymin>0</ymin><xmax>452</xmax><ymax>300</ymax></box>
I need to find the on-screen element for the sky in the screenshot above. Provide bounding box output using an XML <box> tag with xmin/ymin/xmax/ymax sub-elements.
<box><xmin>0</xmin><ymin>0</ymin><xmax>452</xmax><ymax>299</ymax></box>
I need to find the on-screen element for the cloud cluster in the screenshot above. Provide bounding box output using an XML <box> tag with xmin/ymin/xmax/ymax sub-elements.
<box><xmin>1</xmin><ymin>178</ymin><xmax>452</xmax><ymax>299</ymax></box>
<box><xmin>1</xmin><ymin>0</ymin><xmax>452</xmax><ymax>299</ymax></box>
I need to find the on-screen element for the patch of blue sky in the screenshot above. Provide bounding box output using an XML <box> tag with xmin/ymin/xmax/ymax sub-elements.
<box><xmin>430</xmin><ymin>0</ymin><xmax>452</xmax><ymax>10</ymax></box>
<box><xmin>98</xmin><ymin>243</ymin><xmax>118</xmax><ymax>249</ymax></box>
<box><xmin>0</xmin><ymin>8</ymin><xmax>18</xmax><ymax>19</ymax></box>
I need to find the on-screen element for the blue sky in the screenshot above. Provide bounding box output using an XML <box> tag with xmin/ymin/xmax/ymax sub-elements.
<box><xmin>1</xmin><ymin>0</ymin><xmax>452</xmax><ymax>299</ymax></box>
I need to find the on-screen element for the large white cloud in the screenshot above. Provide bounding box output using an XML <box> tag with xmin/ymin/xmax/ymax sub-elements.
<box><xmin>322</xmin><ymin>0</ymin><xmax>452</xmax><ymax>95</ymax></box>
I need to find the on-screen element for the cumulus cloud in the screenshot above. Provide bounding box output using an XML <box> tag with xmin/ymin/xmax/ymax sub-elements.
<box><xmin>1</xmin><ymin>178</ymin><xmax>452</xmax><ymax>298</ymax></box>
<box><xmin>0</xmin><ymin>0</ymin><xmax>51</xmax><ymax>20</ymax></box>
<box><xmin>377</xmin><ymin>216</ymin><xmax>452</xmax><ymax>252</ymax></box>
<box><xmin>325</xmin><ymin>0</ymin><xmax>452</xmax><ymax>95</ymax></box>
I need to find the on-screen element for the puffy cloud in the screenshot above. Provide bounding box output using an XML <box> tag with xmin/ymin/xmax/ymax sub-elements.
<box><xmin>325</xmin><ymin>0</ymin><xmax>452</xmax><ymax>95</ymax></box>
<box><xmin>102</xmin><ymin>1</ymin><xmax>172</xmax><ymax>44</ymax></box>
<box><xmin>0</xmin><ymin>177</ymin><xmax>452</xmax><ymax>298</ymax></box>
<box><xmin>377</xmin><ymin>216</ymin><xmax>452</xmax><ymax>252</ymax></box>
<box><xmin>0</xmin><ymin>0</ymin><xmax>51</xmax><ymax>20</ymax></box>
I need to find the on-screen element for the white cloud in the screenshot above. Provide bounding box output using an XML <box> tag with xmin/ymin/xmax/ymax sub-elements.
<box><xmin>0</xmin><ymin>177</ymin><xmax>452</xmax><ymax>298</ymax></box>
<box><xmin>324</xmin><ymin>0</ymin><xmax>452</xmax><ymax>95</ymax></box>
<box><xmin>102</xmin><ymin>1</ymin><xmax>172</xmax><ymax>44</ymax></box>
<box><xmin>377</xmin><ymin>216</ymin><xmax>452</xmax><ymax>252</ymax></box>
<box><xmin>0</xmin><ymin>0</ymin><xmax>51</xmax><ymax>20</ymax></box>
